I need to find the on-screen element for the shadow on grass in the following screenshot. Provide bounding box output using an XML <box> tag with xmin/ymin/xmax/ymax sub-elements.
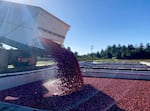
<box><xmin>0</xmin><ymin>81</ymin><xmax>124</xmax><ymax>111</ymax></box>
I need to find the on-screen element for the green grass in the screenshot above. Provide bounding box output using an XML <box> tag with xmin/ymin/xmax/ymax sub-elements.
<box><xmin>94</xmin><ymin>59</ymin><xmax>150</xmax><ymax>63</ymax></box>
<box><xmin>36</xmin><ymin>60</ymin><xmax>54</xmax><ymax>66</ymax></box>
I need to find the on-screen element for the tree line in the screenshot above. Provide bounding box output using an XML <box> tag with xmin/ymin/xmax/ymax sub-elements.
<box><xmin>68</xmin><ymin>43</ymin><xmax>150</xmax><ymax>61</ymax></box>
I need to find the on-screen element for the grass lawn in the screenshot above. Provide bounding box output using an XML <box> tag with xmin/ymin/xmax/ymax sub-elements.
<box><xmin>36</xmin><ymin>60</ymin><xmax>54</xmax><ymax>66</ymax></box>
<box><xmin>94</xmin><ymin>59</ymin><xmax>150</xmax><ymax>63</ymax></box>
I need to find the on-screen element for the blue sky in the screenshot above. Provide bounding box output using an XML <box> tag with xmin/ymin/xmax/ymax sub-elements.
<box><xmin>3</xmin><ymin>0</ymin><xmax>150</xmax><ymax>55</ymax></box>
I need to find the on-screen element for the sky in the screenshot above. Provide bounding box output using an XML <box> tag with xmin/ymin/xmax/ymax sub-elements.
<box><xmin>2</xmin><ymin>0</ymin><xmax>150</xmax><ymax>55</ymax></box>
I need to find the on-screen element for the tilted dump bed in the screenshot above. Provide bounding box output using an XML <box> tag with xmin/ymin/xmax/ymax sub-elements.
<box><xmin>0</xmin><ymin>1</ymin><xmax>70</xmax><ymax>51</ymax></box>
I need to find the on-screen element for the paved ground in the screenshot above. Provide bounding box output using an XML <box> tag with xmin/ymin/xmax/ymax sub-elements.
<box><xmin>82</xmin><ymin>68</ymin><xmax>150</xmax><ymax>80</ymax></box>
<box><xmin>81</xmin><ymin>62</ymin><xmax>150</xmax><ymax>80</ymax></box>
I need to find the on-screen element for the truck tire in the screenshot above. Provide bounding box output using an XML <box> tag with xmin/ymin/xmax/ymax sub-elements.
<box><xmin>0</xmin><ymin>49</ymin><xmax>8</xmax><ymax>71</ymax></box>
<box><xmin>28</xmin><ymin>55</ymin><xmax>37</xmax><ymax>66</ymax></box>
<box><xmin>13</xmin><ymin>62</ymin><xmax>28</xmax><ymax>67</ymax></box>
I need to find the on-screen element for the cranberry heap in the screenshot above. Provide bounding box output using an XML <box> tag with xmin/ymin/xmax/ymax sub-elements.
<box><xmin>40</xmin><ymin>37</ymin><xmax>84</xmax><ymax>95</ymax></box>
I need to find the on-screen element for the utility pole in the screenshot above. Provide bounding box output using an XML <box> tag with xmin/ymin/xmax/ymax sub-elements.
<box><xmin>91</xmin><ymin>45</ymin><xmax>93</xmax><ymax>62</ymax></box>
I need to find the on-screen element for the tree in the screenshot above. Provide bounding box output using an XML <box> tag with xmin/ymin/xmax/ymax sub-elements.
<box><xmin>74</xmin><ymin>51</ymin><xmax>79</xmax><ymax>57</ymax></box>
<box><xmin>76</xmin><ymin>43</ymin><xmax>150</xmax><ymax>61</ymax></box>
<box><xmin>96</xmin><ymin>51</ymin><xmax>101</xmax><ymax>58</ymax></box>
<box><xmin>100</xmin><ymin>50</ymin><xmax>105</xmax><ymax>58</ymax></box>
<box><xmin>67</xmin><ymin>47</ymin><xmax>71</xmax><ymax>52</ymax></box>
<box><xmin>146</xmin><ymin>43</ymin><xmax>150</xmax><ymax>51</ymax></box>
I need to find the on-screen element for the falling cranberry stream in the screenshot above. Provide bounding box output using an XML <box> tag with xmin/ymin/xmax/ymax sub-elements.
<box><xmin>40</xmin><ymin>37</ymin><xmax>84</xmax><ymax>96</ymax></box>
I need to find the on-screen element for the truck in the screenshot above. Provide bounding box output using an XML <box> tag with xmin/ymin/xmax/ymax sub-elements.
<box><xmin>0</xmin><ymin>1</ymin><xmax>70</xmax><ymax>70</ymax></box>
